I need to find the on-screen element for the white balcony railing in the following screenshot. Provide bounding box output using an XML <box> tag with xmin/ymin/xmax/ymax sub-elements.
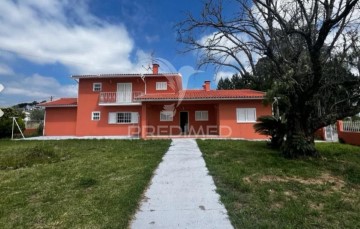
<box><xmin>343</xmin><ymin>121</ymin><xmax>360</xmax><ymax>132</ymax></box>
<box><xmin>99</xmin><ymin>91</ymin><xmax>143</xmax><ymax>104</ymax></box>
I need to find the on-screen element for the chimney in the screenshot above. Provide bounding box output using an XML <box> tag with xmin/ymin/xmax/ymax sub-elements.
<box><xmin>204</xmin><ymin>80</ymin><xmax>211</xmax><ymax>91</ymax></box>
<box><xmin>152</xmin><ymin>63</ymin><xmax>159</xmax><ymax>74</ymax></box>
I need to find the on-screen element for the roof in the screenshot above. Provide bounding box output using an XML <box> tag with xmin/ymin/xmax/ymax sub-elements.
<box><xmin>38</xmin><ymin>98</ymin><xmax>78</xmax><ymax>107</ymax></box>
<box><xmin>72</xmin><ymin>73</ymin><xmax>181</xmax><ymax>79</ymax></box>
<box><xmin>135</xmin><ymin>89</ymin><xmax>265</xmax><ymax>101</ymax></box>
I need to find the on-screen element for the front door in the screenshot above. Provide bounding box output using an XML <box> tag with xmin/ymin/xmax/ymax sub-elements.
<box><xmin>117</xmin><ymin>83</ymin><xmax>132</xmax><ymax>103</ymax></box>
<box><xmin>180</xmin><ymin>111</ymin><xmax>189</xmax><ymax>134</ymax></box>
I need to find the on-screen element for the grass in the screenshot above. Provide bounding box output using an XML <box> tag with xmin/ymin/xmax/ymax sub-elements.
<box><xmin>197</xmin><ymin>140</ymin><xmax>360</xmax><ymax>229</ymax></box>
<box><xmin>0</xmin><ymin>139</ymin><xmax>170</xmax><ymax>228</ymax></box>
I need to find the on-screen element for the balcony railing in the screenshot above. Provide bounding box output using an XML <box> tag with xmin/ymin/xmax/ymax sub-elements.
<box><xmin>99</xmin><ymin>91</ymin><xmax>144</xmax><ymax>105</ymax></box>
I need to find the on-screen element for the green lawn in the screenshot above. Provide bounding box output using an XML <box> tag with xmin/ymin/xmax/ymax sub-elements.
<box><xmin>0</xmin><ymin>139</ymin><xmax>170</xmax><ymax>228</ymax></box>
<box><xmin>197</xmin><ymin>140</ymin><xmax>360</xmax><ymax>229</ymax></box>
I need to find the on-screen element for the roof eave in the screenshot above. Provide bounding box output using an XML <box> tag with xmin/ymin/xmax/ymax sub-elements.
<box><xmin>135</xmin><ymin>97</ymin><xmax>264</xmax><ymax>102</ymax></box>
<box><xmin>40</xmin><ymin>105</ymin><xmax>77</xmax><ymax>108</ymax></box>
<box><xmin>71</xmin><ymin>73</ymin><xmax>182</xmax><ymax>79</ymax></box>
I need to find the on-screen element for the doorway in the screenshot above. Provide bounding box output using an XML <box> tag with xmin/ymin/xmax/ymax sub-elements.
<box><xmin>180</xmin><ymin>111</ymin><xmax>189</xmax><ymax>134</ymax></box>
<box><xmin>117</xmin><ymin>83</ymin><xmax>132</xmax><ymax>103</ymax></box>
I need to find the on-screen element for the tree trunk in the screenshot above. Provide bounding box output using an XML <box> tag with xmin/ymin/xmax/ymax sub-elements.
<box><xmin>282</xmin><ymin>111</ymin><xmax>319</xmax><ymax>158</ymax></box>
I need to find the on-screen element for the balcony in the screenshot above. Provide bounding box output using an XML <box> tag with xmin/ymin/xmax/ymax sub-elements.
<box><xmin>99</xmin><ymin>91</ymin><xmax>143</xmax><ymax>106</ymax></box>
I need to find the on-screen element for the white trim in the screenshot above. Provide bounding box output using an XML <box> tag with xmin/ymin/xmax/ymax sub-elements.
<box><xmin>93</xmin><ymin>82</ymin><xmax>102</xmax><ymax>92</ymax></box>
<box><xmin>160</xmin><ymin>111</ymin><xmax>174</xmax><ymax>121</ymax></box>
<box><xmin>99</xmin><ymin>103</ymin><xmax>141</xmax><ymax>106</ymax></box>
<box><xmin>195</xmin><ymin>111</ymin><xmax>209</xmax><ymax>121</ymax></box>
<box><xmin>137</xmin><ymin>97</ymin><xmax>264</xmax><ymax>102</ymax></box>
<box><xmin>236</xmin><ymin>108</ymin><xmax>256</xmax><ymax>123</ymax></box>
<box><xmin>156</xmin><ymin>82</ymin><xmax>168</xmax><ymax>90</ymax></box>
<box><xmin>92</xmin><ymin>111</ymin><xmax>101</xmax><ymax>121</ymax></box>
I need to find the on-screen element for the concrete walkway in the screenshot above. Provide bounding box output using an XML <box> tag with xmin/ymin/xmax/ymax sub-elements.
<box><xmin>131</xmin><ymin>139</ymin><xmax>233</xmax><ymax>229</ymax></box>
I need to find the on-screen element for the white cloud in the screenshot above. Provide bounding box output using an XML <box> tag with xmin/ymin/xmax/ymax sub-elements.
<box><xmin>1</xmin><ymin>74</ymin><xmax>77</xmax><ymax>106</ymax></box>
<box><xmin>0</xmin><ymin>0</ymin><xmax>148</xmax><ymax>74</ymax></box>
<box><xmin>0</xmin><ymin>64</ymin><xmax>14</xmax><ymax>76</ymax></box>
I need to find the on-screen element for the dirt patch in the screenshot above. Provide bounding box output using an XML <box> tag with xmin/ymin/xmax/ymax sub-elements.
<box><xmin>309</xmin><ymin>202</ymin><xmax>324</xmax><ymax>211</ymax></box>
<box><xmin>271</xmin><ymin>202</ymin><xmax>284</xmax><ymax>209</ymax></box>
<box><xmin>284</xmin><ymin>191</ymin><xmax>297</xmax><ymax>199</ymax></box>
<box><xmin>243</xmin><ymin>172</ymin><xmax>346</xmax><ymax>191</ymax></box>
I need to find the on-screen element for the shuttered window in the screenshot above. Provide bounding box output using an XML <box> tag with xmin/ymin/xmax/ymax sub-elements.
<box><xmin>236</xmin><ymin>108</ymin><xmax>256</xmax><ymax>122</ymax></box>
<box><xmin>108</xmin><ymin>112</ymin><xmax>139</xmax><ymax>124</ymax></box>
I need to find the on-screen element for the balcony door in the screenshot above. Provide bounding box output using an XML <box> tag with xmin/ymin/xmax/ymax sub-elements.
<box><xmin>117</xmin><ymin>83</ymin><xmax>132</xmax><ymax>103</ymax></box>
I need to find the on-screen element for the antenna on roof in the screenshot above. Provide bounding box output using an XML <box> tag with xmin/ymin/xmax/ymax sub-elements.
<box><xmin>142</xmin><ymin>65</ymin><xmax>152</xmax><ymax>72</ymax></box>
<box><xmin>141</xmin><ymin>50</ymin><xmax>157</xmax><ymax>73</ymax></box>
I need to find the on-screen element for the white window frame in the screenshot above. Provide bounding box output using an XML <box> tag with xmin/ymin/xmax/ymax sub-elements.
<box><xmin>160</xmin><ymin>111</ymin><xmax>173</xmax><ymax>121</ymax></box>
<box><xmin>195</xmin><ymin>111</ymin><xmax>209</xmax><ymax>121</ymax></box>
<box><xmin>108</xmin><ymin>112</ymin><xmax>138</xmax><ymax>124</ymax></box>
<box><xmin>93</xmin><ymin>83</ymin><xmax>102</xmax><ymax>92</ymax></box>
<box><xmin>156</xmin><ymin>82</ymin><xmax>167</xmax><ymax>91</ymax></box>
<box><xmin>236</xmin><ymin>108</ymin><xmax>256</xmax><ymax>123</ymax></box>
<box><xmin>92</xmin><ymin>111</ymin><xmax>101</xmax><ymax>121</ymax></box>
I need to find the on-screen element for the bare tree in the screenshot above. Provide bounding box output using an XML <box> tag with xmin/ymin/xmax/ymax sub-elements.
<box><xmin>177</xmin><ymin>0</ymin><xmax>360</xmax><ymax>157</ymax></box>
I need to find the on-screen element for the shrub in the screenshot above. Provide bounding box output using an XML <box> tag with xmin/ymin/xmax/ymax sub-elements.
<box><xmin>0</xmin><ymin>108</ymin><xmax>25</xmax><ymax>138</ymax></box>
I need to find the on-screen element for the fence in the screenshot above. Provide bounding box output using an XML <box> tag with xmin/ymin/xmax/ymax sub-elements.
<box><xmin>25</xmin><ymin>121</ymin><xmax>42</xmax><ymax>129</ymax></box>
<box><xmin>342</xmin><ymin>121</ymin><xmax>360</xmax><ymax>132</ymax></box>
<box><xmin>337</xmin><ymin>121</ymin><xmax>360</xmax><ymax>146</ymax></box>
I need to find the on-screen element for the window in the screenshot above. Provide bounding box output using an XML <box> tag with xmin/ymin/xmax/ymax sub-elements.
<box><xmin>108</xmin><ymin>112</ymin><xmax>138</xmax><ymax>124</ymax></box>
<box><xmin>160</xmin><ymin>111</ymin><xmax>173</xmax><ymax>121</ymax></box>
<box><xmin>156</xmin><ymin>82</ymin><xmax>167</xmax><ymax>90</ymax></box>
<box><xmin>93</xmin><ymin>83</ymin><xmax>102</xmax><ymax>92</ymax></box>
<box><xmin>236</xmin><ymin>108</ymin><xmax>256</xmax><ymax>122</ymax></box>
<box><xmin>92</xmin><ymin>111</ymin><xmax>100</xmax><ymax>121</ymax></box>
<box><xmin>195</xmin><ymin>111</ymin><xmax>208</xmax><ymax>121</ymax></box>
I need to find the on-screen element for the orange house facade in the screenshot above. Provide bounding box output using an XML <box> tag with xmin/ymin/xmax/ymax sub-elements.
<box><xmin>40</xmin><ymin>64</ymin><xmax>272</xmax><ymax>139</ymax></box>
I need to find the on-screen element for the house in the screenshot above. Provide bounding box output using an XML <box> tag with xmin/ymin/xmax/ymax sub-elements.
<box><xmin>40</xmin><ymin>64</ymin><xmax>271</xmax><ymax>139</ymax></box>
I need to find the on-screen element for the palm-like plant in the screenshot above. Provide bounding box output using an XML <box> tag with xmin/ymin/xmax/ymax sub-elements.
<box><xmin>254</xmin><ymin>115</ymin><xmax>286</xmax><ymax>148</ymax></box>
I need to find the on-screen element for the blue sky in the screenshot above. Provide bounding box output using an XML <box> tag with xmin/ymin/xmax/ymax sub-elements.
<box><xmin>0</xmin><ymin>0</ymin><xmax>235</xmax><ymax>106</ymax></box>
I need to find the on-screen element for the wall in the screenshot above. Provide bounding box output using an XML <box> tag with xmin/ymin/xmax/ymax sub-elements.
<box><xmin>337</xmin><ymin>121</ymin><xmax>360</xmax><ymax>146</ymax></box>
<box><xmin>145</xmin><ymin>75</ymin><xmax>182</xmax><ymax>94</ymax></box>
<box><xmin>44</xmin><ymin>107</ymin><xmax>77</xmax><ymax>136</ymax></box>
<box><xmin>218</xmin><ymin>100</ymin><xmax>271</xmax><ymax>139</ymax></box>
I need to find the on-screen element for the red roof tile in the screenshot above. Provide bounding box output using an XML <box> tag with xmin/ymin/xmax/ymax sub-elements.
<box><xmin>136</xmin><ymin>89</ymin><xmax>265</xmax><ymax>101</ymax></box>
<box><xmin>39</xmin><ymin>98</ymin><xmax>77</xmax><ymax>107</ymax></box>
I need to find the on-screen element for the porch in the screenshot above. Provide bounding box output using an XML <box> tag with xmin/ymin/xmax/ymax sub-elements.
<box><xmin>141</xmin><ymin>101</ymin><xmax>220</xmax><ymax>138</ymax></box>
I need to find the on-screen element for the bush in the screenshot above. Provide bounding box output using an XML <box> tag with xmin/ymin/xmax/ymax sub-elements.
<box><xmin>0</xmin><ymin>108</ymin><xmax>25</xmax><ymax>138</ymax></box>
<box><xmin>254</xmin><ymin>115</ymin><xmax>286</xmax><ymax>148</ymax></box>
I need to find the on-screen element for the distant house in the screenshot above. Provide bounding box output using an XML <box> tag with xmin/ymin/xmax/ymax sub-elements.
<box><xmin>39</xmin><ymin>64</ymin><xmax>271</xmax><ymax>139</ymax></box>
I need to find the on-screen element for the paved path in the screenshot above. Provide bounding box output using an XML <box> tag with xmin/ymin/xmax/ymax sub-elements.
<box><xmin>131</xmin><ymin>139</ymin><xmax>233</xmax><ymax>229</ymax></box>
